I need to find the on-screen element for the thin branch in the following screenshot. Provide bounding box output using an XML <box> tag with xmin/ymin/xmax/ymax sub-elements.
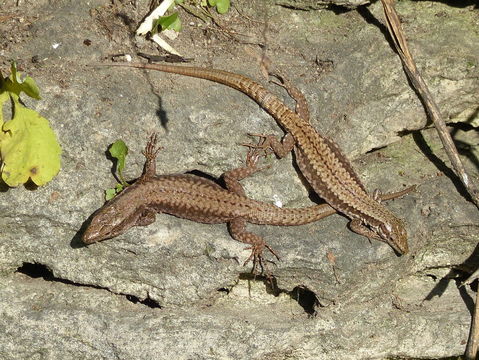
<box><xmin>466</xmin><ymin>288</ymin><xmax>479</xmax><ymax>359</ymax></box>
<box><xmin>380</xmin><ymin>0</ymin><xmax>479</xmax><ymax>208</ymax></box>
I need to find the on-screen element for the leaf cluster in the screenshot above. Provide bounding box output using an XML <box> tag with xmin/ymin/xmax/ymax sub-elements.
<box><xmin>0</xmin><ymin>62</ymin><xmax>61</xmax><ymax>187</ymax></box>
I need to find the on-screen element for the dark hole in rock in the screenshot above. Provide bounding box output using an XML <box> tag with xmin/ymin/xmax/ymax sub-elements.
<box><xmin>126</xmin><ymin>294</ymin><xmax>161</xmax><ymax>309</ymax></box>
<box><xmin>290</xmin><ymin>286</ymin><xmax>321</xmax><ymax>316</ymax></box>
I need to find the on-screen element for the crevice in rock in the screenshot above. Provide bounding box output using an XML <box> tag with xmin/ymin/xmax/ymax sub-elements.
<box><xmin>365</xmin><ymin>144</ymin><xmax>388</xmax><ymax>154</ymax></box>
<box><xmin>289</xmin><ymin>286</ymin><xmax>322</xmax><ymax>316</ymax></box>
<box><xmin>419</xmin><ymin>265</ymin><xmax>469</xmax><ymax>274</ymax></box>
<box><xmin>235</xmin><ymin>273</ymin><xmax>322</xmax><ymax>315</ymax></box>
<box><xmin>276</xmin><ymin>1</ymin><xmax>359</xmax><ymax>13</ymax></box>
<box><xmin>125</xmin><ymin>294</ymin><xmax>161</xmax><ymax>308</ymax></box>
<box><xmin>385</xmin><ymin>356</ymin><xmax>463</xmax><ymax>360</ymax></box>
<box><xmin>217</xmin><ymin>287</ymin><xmax>231</xmax><ymax>294</ymax></box>
<box><xmin>397</xmin><ymin>129</ymin><xmax>420</xmax><ymax>137</ymax></box>
<box><xmin>418</xmin><ymin>266</ymin><xmax>471</xmax><ymax>284</ymax></box>
<box><xmin>15</xmin><ymin>262</ymin><xmax>162</xmax><ymax>309</ymax></box>
<box><xmin>17</xmin><ymin>262</ymin><xmax>98</xmax><ymax>286</ymax></box>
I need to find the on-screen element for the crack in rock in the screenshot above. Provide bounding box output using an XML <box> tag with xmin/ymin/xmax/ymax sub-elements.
<box><xmin>15</xmin><ymin>262</ymin><xmax>162</xmax><ymax>309</ymax></box>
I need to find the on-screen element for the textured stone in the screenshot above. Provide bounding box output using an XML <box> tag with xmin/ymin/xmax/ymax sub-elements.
<box><xmin>1</xmin><ymin>0</ymin><xmax>478</xmax><ymax>358</ymax></box>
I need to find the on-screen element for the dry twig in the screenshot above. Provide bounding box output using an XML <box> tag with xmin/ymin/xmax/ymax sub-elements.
<box><xmin>379</xmin><ymin>1</ymin><xmax>479</xmax><ymax>357</ymax></box>
<box><xmin>466</xmin><ymin>289</ymin><xmax>479</xmax><ymax>359</ymax></box>
<box><xmin>380</xmin><ymin>0</ymin><xmax>479</xmax><ymax>208</ymax></box>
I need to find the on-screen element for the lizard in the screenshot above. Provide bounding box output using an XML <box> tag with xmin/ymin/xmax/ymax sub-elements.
<box><xmin>82</xmin><ymin>134</ymin><xmax>412</xmax><ymax>271</ymax></box>
<box><xmin>97</xmin><ymin>62</ymin><xmax>411</xmax><ymax>255</ymax></box>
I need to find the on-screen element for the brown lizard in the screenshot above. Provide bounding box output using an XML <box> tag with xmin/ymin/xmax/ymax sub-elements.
<box><xmin>98</xmin><ymin>62</ymin><xmax>411</xmax><ymax>254</ymax></box>
<box><xmin>82</xmin><ymin>134</ymin><xmax>411</xmax><ymax>270</ymax></box>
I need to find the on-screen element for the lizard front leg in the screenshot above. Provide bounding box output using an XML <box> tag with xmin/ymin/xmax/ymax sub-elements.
<box><xmin>373</xmin><ymin>185</ymin><xmax>416</xmax><ymax>202</ymax></box>
<box><xmin>140</xmin><ymin>132</ymin><xmax>163</xmax><ymax>180</ymax></box>
<box><xmin>349</xmin><ymin>219</ymin><xmax>382</xmax><ymax>241</ymax></box>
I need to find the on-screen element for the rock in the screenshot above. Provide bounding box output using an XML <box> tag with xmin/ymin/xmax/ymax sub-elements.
<box><xmin>1</xmin><ymin>0</ymin><xmax>478</xmax><ymax>358</ymax></box>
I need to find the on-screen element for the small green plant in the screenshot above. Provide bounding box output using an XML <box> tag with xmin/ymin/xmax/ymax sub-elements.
<box><xmin>105</xmin><ymin>139</ymin><xmax>129</xmax><ymax>200</ymax></box>
<box><xmin>0</xmin><ymin>62</ymin><xmax>61</xmax><ymax>187</ymax></box>
<box><xmin>137</xmin><ymin>0</ymin><xmax>231</xmax><ymax>55</ymax></box>
<box><xmin>203</xmin><ymin>0</ymin><xmax>230</xmax><ymax>14</ymax></box>
<box><xmin>153</xmin><ymin>12</ymin><xmax>182</xmax><ymax>33</ymax></box>
<box><xmin>152</xmin><ymin>0</ymin><xmax>231</xmax><ymax>36</ymax></box>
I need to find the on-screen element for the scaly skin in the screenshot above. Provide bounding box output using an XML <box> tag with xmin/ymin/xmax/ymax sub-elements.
<box><xmin>99</xmin><ymin>63</ymin><xmax>410</xmax><ymax>254</ymax></box>
<box><xmin>83</xmin><ymin>134</ymin><xmax>338</xmax><ymax>271</ymax></box>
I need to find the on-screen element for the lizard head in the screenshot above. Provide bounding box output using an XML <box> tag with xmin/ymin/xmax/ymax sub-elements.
<box><xmin>82</xmin><ymin>205</ymin><xmax>129</xmax><ymax>244</ymax></box>
<box><xmin>82</xmin><ymin>185</ymin><xmax>156</xmax><ymax>244</ymax></box>
<box><xmin>376</xmin><ymin>218</ymin><xmax>409</xmax><ymax>255</ymax></box>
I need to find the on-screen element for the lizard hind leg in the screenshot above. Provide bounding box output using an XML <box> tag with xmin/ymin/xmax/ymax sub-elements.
<box><xmin>268</xmin><ymin>71</ymin><xmax>310</xmax><ymax>122</ymax></box>
<box><xmin>242</xmin><ymin>132</ymin><xmax>295</xmax><ymax>159</ymax></box>
<box><xmin>227</xmin><ymin>218</ymin><xmax>280</xmax><ymax>276</ymax></box>
<box><xmin>222</xmin><ymin>146</ymin><xmax>271</xmax><ymax>197</ymax></box>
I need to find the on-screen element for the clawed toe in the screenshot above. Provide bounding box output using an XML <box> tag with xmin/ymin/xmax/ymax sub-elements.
<box><xmin>241</xmin><ymin>133</ymin><xmax>276</xmax><ymax>157</ymax></box>
<box><xmin>243</xmin><ymin>243</ymin><xmax>280</xmax><ymax>277</ymax></box>
<box><xmin>143</xmin><ymin>133</ymin><xmax>163</xmax><ymax>159</ymax></box>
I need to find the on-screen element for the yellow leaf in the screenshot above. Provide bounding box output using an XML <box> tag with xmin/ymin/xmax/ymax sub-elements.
<box><xmin>0</xmin><ymin>102</ymin><xmax>61</xmax><ymax>186</ymax></box>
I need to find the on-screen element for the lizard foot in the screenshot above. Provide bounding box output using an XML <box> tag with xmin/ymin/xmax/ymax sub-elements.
<box><xmin>139</xmin><ymin>133</ymin><xmax>164</xmax><ymax>178</ymax></box>
<box><xmin>142</xmin><ymin>133</ymin><xmax>163</xmax><ymax>160</ymax></box>
<box><xmin>243</xmin><ymin>146</ymin><xmax>272</xmax><ymax>173</ymax></box>
<box><xmin>241</xmin><ymin>133</ymin><xmax>276</xmax><ymax>158</ymax></box>
<box><xmin>243</xmin><ymin>243</ymin><xmax>280</xmax><ymax>277</ymax></box>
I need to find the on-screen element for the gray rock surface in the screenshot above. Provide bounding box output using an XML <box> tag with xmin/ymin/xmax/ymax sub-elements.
<box><xmin>1</xmin><ymin>0</ymin><xmax>478</xmax><ymax>359</ymax></box>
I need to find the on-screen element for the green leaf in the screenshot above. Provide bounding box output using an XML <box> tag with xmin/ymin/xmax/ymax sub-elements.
<box><xmin>105</xmin><ymin>173</ymin><xmax>126</xmax><ymax>200</ymax></box>
<box><xmin>207</xmin><ymin>0</ymin><xmax>229</xmax><ymax>13</ymax></box>
<box><xmin>115</xmin><ymin>182</ymin><xmax>124</xmax><ymax>192</ymax></box>
<box><xmin>108</xmin><ymin>139</ymin><xmax>129</xmax><ymax>187</ymax></box>
<box><xmin>0</xmin><ymin>100</ymin><xmax>61</xmax><ymax>186</ymax></box>
<box><xmin>105</xmin><ymin>187</ymin><xmax>119</xmax><ymax>201</ymax></box>
<box><xmin>153</xmin><ymin>13</ymin><xmax>182</xmax><ymax>33</ymax></box>
<box><xmin>109</xmin><ymin>140</ymin><xmax>128</xmax><ymax>174</ymax></box>
<box><xmin>8</xmin><ymin>62</ymin><xmax>41</xmax><ymax>100</ymax></box>
<box><xmin>215</xmin><ymin>0</ymin><xmax>230</xmax><ymax>13</ymax></box>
